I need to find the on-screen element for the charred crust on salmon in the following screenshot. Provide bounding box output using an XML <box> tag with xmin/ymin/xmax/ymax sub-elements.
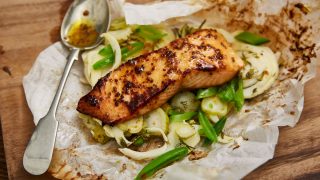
<box><xmin>82</xmin><ymin>95</ymin><xmax>100</xmax><ymax>107</ymax></box>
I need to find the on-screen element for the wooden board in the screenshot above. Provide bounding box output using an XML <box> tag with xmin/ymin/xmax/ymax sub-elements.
<box><xmin>0</xmin><ymin>0</ymin><xmax>319</xmax><ymax>179</ymax></box>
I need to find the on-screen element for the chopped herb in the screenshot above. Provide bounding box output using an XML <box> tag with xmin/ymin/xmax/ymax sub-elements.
<box><xmin>198</xmin><ymin>19</ymin><xmax>207</xmax><ymax>29</ymax></box>
<box><xmin>173</xmin><ymin>24</ymin><xmax>197</xmax><ymax>38</ymax></box>
<box><xmin>245</xmin><ymin>69</ymin><xmax>255</xmax><ymax>79</ymax></box>
<box><xmin>133</xmin><ymin>136</ymin><xmax>144</xmax><ymax>146</ymax></box>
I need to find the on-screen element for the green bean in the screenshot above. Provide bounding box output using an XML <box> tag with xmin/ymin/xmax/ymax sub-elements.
<box><xmin>168</xmin><ymin>109</ymin><xmax>181</xmax><ymax>116</ymax></box>
<box><xmin>214</xmin><ymin>116</ymin><xmax>227</xmax><ymax>135</ymax></box>
<box><xmin>136</xmin><ymin>25</ymin><xmax>166</xmax><ymax>42</ymax></box>
<box><xmin>199</xmin><ymin>116</ymin><xmax>227</xmax><ymax>137</ymax></box>
<box><xmin>122</xmin><ymin>41</ymin><xmax>144</xmax><ymax>60</ymax></box>
<box><xmin>235</xmin><ymin>31</ymin><xmax>270</xmax><ymax>45</ymax></box>
<box><xmin>234</xmin><ymin>77</ymin><xmax>244</xmax><ymax>111</ymax></box>
<box><xmin>93</xmin><ymin>41</ymin><xmax>144</xmax><ymax>69</ymax></box>
<box><xmin>169</xmin><ymin>112</ymin><xmax>196</xmax><ymax>123</ymax></box>
<box><xmin>198</xmin><ymin>128</ymin><xmax>205</xmax><ymax>136</ymax></box>
<box><xmin>98</xmin><ymin>44</ymin><xmax>113</xmax><ymax>56</ymax></box>
<box><xmin>198</xmin><ymin>111</ymin><xmax>217</xmax><ymax>143</ymax></box>
<box><xmin>135</xmin><ymin>147</ymin><xmax>189</xmax><ymax>180</ymax></box>
<box><xmin>92</xmin><ymin>55</ymin><xmax>115</xmax><ymax>70</ymax></box>
<box><xmin>196</xmin><ymin>87</ymin><xmax>218</xmax><ymax>99</ymax></box>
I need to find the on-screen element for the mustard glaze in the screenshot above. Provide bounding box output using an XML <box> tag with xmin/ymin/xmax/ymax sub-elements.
<box><xmin>66</xmin><ymin>19</ymin><xmax>98</xmax><ymax>47</ymax></box>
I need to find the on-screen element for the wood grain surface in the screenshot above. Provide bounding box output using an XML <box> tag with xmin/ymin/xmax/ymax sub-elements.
<box><xmin>0</xmin><ymin>0</ymin><xmax>319</xmax><ymax>179</ymax></box>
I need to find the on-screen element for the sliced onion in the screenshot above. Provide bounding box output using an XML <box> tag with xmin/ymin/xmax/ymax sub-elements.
<box><xmin>119</xmin><ymin>143</ymin><xmax>168</xmax><ymax>160</ymax></box>
<box><xmin>143</xmin><ymin>108</ymin><xmax>169</xmax><ymax>134</ymax></box>
<box><xmin>118</xmin><ymin>127</ymin><xmax>169</xmax><ymax>160</ymax></box>
<box><xmin>145</xmin><ymin>127</ymin><xmax>168</xmax><ymax>142</ymax></box>
<box><xmin>111</xmin><ymin>126</ymin><xmax>132</xmax><ymax>147</ymax></box>
<box><xmin>175</xmin><ymin>123</ymin><xmax>196</xmax><ymax>139</ymax></box>
<box><xmin>108</xmin><ymin>27</ymin><xmax>132</xmax><ymax>41</ymax></box>
<box><xmin>167</xmin><ymin>130</ymin><xmax>180</xmax><ymax>149</ymax></box>
<box><xmin>217</xmin><ymin>135</ymin><xmax>234</xmax><ymax>144</ymax></box>
<box><xmin>181</xmin><ymin>124</ymin><xmax>201</xmax><ymax>147</ymax></box>
<box><xmin>117</xmin><ymin>116</ymin><xmax>143</xmax><ymax>134</ymax></box>
<box><xmin>81</xmin><ymin>45</ymin><xmax>113</xmax><ymax>86</ymax></box>
<box><xmin>182</xmin><ymin>132</ymin><xmax>200</xmax><ymax>148</ymax></box>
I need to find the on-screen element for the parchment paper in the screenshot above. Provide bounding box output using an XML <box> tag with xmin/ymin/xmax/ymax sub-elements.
<box><xmin>23</xmin><ymin>0</ymin><xmax>320</xmax><ymax>179</ymax></box>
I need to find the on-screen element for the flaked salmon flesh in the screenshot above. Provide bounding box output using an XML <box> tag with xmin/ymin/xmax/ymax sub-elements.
<box><xmin>77</xmin><ymin>29</ymin><xmax>243</xmax><ymax>125</ymax></box>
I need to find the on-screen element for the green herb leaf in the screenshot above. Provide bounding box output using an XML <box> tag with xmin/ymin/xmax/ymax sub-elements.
<box><xmin>235</xmin><ymin>31</ymin><xmax>270</xmax><ymax>45</ymax></box>
<box><xmin>217</xmin><ymin>77</ymin><xmax>244</xmax><ymax>111</ymax></box>
<box><xmin>217</xmin><ymin>82</ymin><xmax>235</xmax><ymax>102</ymax></box>
<box><xmin>196</xmin><ymin>87</ymin><xmax>218</xmax><ymax>99</ymax></box>
<box><xmin>135</xmin><ymin>147</ymin><xmax>189</xmax><ymax>180</ymax></box>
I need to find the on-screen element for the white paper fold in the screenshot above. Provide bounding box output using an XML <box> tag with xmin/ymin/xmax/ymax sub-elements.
<box><xmin>123</xmin><ymin>0</ymin><xmax>208</xmax><ymax>25</ymax></box>
<box><xmin>23</xmin><ymin>0</ymin><xmax>319</xmax><ymax>179</ymax></box>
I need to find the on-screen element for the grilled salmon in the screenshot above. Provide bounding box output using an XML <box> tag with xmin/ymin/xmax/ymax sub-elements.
<box><xmin>77</xmin><ymin>29</ymin><xmax>243</xmax><ymax>125</ymax></box>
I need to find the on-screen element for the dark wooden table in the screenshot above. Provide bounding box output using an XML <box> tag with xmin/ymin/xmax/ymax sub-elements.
<box><xmin>0</xmin><ymin>0</ymin><xmax>319</xmax><ymax>179</ymax></box>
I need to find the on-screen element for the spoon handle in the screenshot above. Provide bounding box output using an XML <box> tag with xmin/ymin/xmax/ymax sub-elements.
<box><xmin>23</xmin><ymin>48</ymin><xmax>80</xmax><ymax>175</ymax></box>
<box><xmin>49</xmin><ymin>48</ymin><xmax>80</xmax><ymax>114</ymax></box>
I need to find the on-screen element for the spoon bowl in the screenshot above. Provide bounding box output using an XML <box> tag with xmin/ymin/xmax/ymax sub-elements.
<box><xmin>61</xmin><ymin>0</ymin><xmax>110</xmax><ymax>49</ymax></box>
<box><xmin>23</xmin><ymin>0</ymin><xmax>110</xmax><ymax>175</ymax></box>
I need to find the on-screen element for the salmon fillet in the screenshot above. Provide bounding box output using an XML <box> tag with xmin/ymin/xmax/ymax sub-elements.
<box><xmin>77</xmin><ymin>29</ymin><xmax>243</xmax><ymax>125</ymax></box>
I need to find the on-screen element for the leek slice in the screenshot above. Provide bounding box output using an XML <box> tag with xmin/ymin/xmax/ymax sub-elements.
<box><xmin>117</xmin><ymin>116</ymin><xmax>143</xmax><ymax>134</ymax></box>
<box><xmin>118</xmin><ymin>127</ymin><xmax>169</xmax><ymax>160</ymax></box>
<box><xmin>171</xmin><ymin>91</ymin><xmax>200</xmax><ymax>113</ymax></box>
<box><xmin>201</xmin><ymin>97</ymin><xmax>228</xmax><ymax>117</ymax></box>
<box><xmin>119</xmin><ymin>143</ymin><xmax>168</xmax><ymax>160</ymax></box>
<box><xmin>144</xmin><ymin>108</ymin><xmax>169</xmax><ymax>134</ymax></box>
<box><xmin>175</xmin><ymin>123</ymin><xmax>196</xmax><ymax>139</ymax></box>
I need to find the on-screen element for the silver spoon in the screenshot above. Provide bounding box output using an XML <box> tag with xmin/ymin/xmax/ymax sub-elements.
<box><xmin>23</xmin><ymin>0</ymin><xmax>110</xmax><ymax>175</ymax></box>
